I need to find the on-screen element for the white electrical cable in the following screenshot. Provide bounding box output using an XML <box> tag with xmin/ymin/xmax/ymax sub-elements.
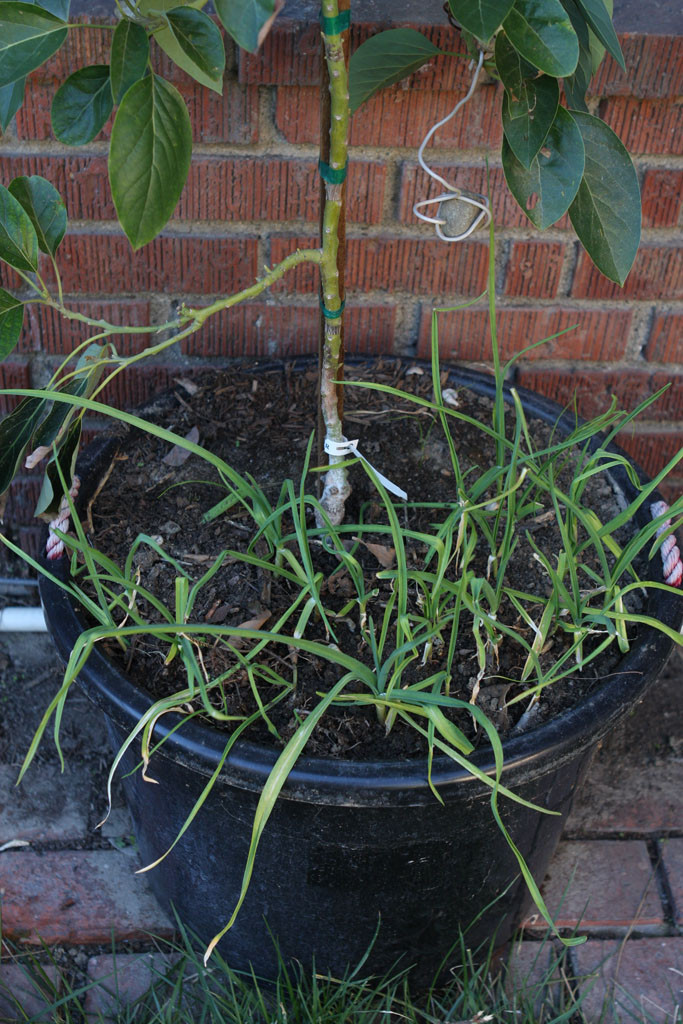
<box><xmin>413</xmin><ymin>50</ymin><xmax>492</xmax><ymax>243</ymax></box>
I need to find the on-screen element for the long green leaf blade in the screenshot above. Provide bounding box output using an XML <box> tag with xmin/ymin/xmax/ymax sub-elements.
<box><xmin>0</xmin><ymin>76</ymin><xmax>25</xmax><ymax>130</ymax></box>
<box><xmin>503</xmin><ymin>105</ymin><xmax>584</xmax><ymax>228</ymax></box>
<box><xmin>449</xmin><ymin>0</ymin><xmax>515</xmax><ymax>41</ymax></box>
<box><xmin>51</xmin><ymin>65</ymin><xmax>113</xmax><ymax>145</ymax></box>
<box><xmin>110</xmin><ymin>19</ymin><xmax>149</xmax><ymax>104</ymax></box>
<box><xmin>502</xmin><ymin>73</ymin><xmax>559</xmax><ymax>168</ymax></box>
<box><xmin>0</xmin><ymin>2</ymin><xmax>67</xmax><ymax>87</ymax></box>
<box><xmin>0</xmin><ymin>395</ymin><xmax>46</xmax><ymax>496</ymax></box>
<box><xmin>573</xmin><ymin>0</ymin><xmax>624</xmax><ymax>69</ymax></box>
<box><xmin>154</xmin><ymin>7</ymin><xmax>225</xmax><ymax>94</ymax></box>
<box><xmin>214</xmin><ymin>0</ymin><xmax>275</xmax><ymax>54</ymax></box>
<box><xmin>0</xmin><ymin>288</ymin><xmax>23</xmax><ymax>359</ymax></box>
<box><xmin>108</xmin><ymin>75</ymin><xmax>192</xmax><ymax>249</ymax></box>
<box><xmin>503</xmin><ymin>0</ymin><xmax>579</xmax><ymax>77</ymax></box>
<box><xmin>8</xmin><ymin>174</ymin><xmax>66</xmax><ymax>255</ymax></box>
<box><xmin>0</xmin><ymin>183</ymin><xmax>39</xmax><ymax>272</ymax></box>
<box><xmin>349</xmin><ymin>29</ymin><xmax>442</xmax><ymax>113</ymax></box>
<box><xmin>568</xmin><ymin>110</ymin><xmax>640</xmax><ymax>285</ymax></box>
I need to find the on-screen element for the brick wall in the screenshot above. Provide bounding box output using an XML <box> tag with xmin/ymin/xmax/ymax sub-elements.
<box><xmin>0</xmin><ymin>1</ymin><xmax>681</xmax><ymax>544</ymax></box>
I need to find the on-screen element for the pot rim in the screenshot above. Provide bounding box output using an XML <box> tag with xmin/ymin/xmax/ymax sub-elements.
<box><xmin>38</xmin><ymin>360</ymin><xmax>681</xmax><ymax>801</ymax></box>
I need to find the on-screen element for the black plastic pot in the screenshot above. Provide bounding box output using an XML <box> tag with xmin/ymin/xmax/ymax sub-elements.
<box><xmin>39</xmin><ymin>365</ymin><xmax>680</xmax><ymax>983</ymax></box>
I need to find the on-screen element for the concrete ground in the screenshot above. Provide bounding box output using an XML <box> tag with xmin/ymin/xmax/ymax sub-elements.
<box><xmin>0</xmin><ymin>627</ymin><xmax>681</xmax><ymax>1022</ymax></box>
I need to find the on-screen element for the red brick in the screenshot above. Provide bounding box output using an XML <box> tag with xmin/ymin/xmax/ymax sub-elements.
<box><xmin>15</xmin><ymin>76</ymin><xmax>257</xmax><ymax>145</ymax></box>
<box><xmin>15</xmin><ymin>74</ymin><xmax>114</xmax><ymax>142</ymax></box>
<box><xmin>573</xmin><ymin>937</ymin><xmax>683</xmax><ymax>1023</ymax></box>
<box><xmin>270</xmin><ymin>235</ymin><xmax>319</xmax><ymax>292</ymax></box>
<box><xmin>590</xmin><ymin>35</ymin><xmax>683</xmax><ymax>99</ymax></box>
<box><xmin>271</xmin><ymin>235</ymin><xmax>491</xmax><ymax>296</ymax></box>
<box><xmin>177</xmin><ymin>157</ymin><xmax>385</xmax><ymax>224</ymax></box>
<box><xmin>28</xmin><ymin>22</ymin><xmax>112</xmax><ymax>83</ymax></box>
<box><xmin>521</xmin><ymin>840</ymin><xmax>665</xmax><ymax>934</ymax></box>
<box><xmin>399</xmin><ymin>162</ymin><xmax>528</xmax><ymax>229</ymax></box>
<box><xmin>347</xmin><ymin>237</ymin><xmax>490</xmax><ymax>294</ymax></box>
<box><xmin>0</xmin><ymin>765</ymin><xmax>88</xmax><ymax>843</ymax></box>
<box><xmin>176</xmin><ymin>81</ymin><xmax>258</xmax><ymax>145</ymax></box>
<box><xmin>656</xmin><ymin>476</ymin><xmax>683</xmax><ymax>505</ymax></box>
<box><xmin>20</xmin><ymin>299</ymin><xmax>151</xmax><ymax>356</ymax></box>
<box><xmin>599</xmin><ymin>97</ymin><xmax>683</xmax><ymax>155</ymax></box>
<box><xmin>641</xmin><ymin>168</ymin><xmax>683</xmax><ymax>228</ymax></box>
<box><xmin>85</xmin><ymin>953</ymin><xmax>180</xmax><ymax>1022</ymax></box>
<box><xmin>0</xmin><ymin>849</ymin><xmax>174</xmax><ymax>945</ymax></box>
<box><xmin>0</xmin><ymin>153</ymin><xmax>113</xmax><ymax>221</ymax></box>
<box><xmin>571</xmin><ymin>245</ymin><xmax>683</xmax><ymax>301</ymax></box>
<box><xmin>239</xmin><ymin>20</ymin><xmax>328</xmax><ymax>86</ymax></box>
<box><xmin>185</xmin><ymin>302</ymin><xmax>395</xmax><ymax>358</ymax></box>
<box><xmin>1</xmin><ymin>152</ymin><xmax>382</xmax><ymax>226</ymax></box>
<box><xmin>504</xmin><ymin>242</ymin><xmax>566</xmax><ymax>299</ymax></box>
<box><xmin>504</xmin><ymin>940</ymin><xmax>577</xmax><ymax>1007</ymax></box>
<box><xmin>0</xmin><ymin>361</ymin><xmax>31</xmax><ymax>413</ymax></box>
<box><xmin>0</xmin><ymin>964</ymin><xmax>59</xmax><ymax>1021</ymax></box>
<box><xmin>276</xmin><ymin>83</ymin><xmax>504</xmax><ymax>149</ymax></box>
<box><xmin>615</xmin><ymin>429</ymin><xmax>683</xmax><ymax>478</ymax></box>
<box><xmin>661</xmin><ymin>838</ymin><xmax>683</xmax><ymax>927</ymax></box>
<box><xmin>50</xmin><ymin>235</ymin><xmax>258</xmax><ymax>296</ymax></box>
<box><xmin>3</xmin><ymin>476</ymin><xmax>42</xmax><ymax>527</ymax></box>
<box><xmin>17</xmin><ymin>526</ymin><xmax>42</xmax><ymax>559</ymax></box>
<box><xmin>644</xmin><ymin>312</ymin><xmax>683</xmax><ymax>363</ymax></box>
<box><xmin>517</xmin><ymin>368</ymin><xmax>683</xmax><ymax>423</ymax></box>
<box><xmin>240</xmin><ymin>21</ymin><xmax>470</xmax><ymax>90</ymax></box>
<box><xmin>97</xmin><ymin>364</ymin><xmax>178</xmax><ymax>410</ymax></box>
<box><xmin>418</xmin><ymin>306</ymin><xmax>632</xmax><ymax>363</ymax></box>
<box><xmin>567</xmin><ymin>761</ymin><xmax>683</xmax><ymax>836</ymax></box>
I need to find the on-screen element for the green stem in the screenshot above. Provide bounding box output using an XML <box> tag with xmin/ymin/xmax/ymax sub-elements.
<box><xmin>318</xmin><ymin>0</ymin><xmax>351</xmax><ymax>526</ymax></box>
<box><xmin>185</xmin><ymin>247</ymin><xmax>322</xmax><ymax>326</ymax></box>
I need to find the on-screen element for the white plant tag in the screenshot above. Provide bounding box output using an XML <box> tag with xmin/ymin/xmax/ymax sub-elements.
<box><xmin>325</xmin><ymin>437</ymin><xmax>407</xmax><ymax>501</ymax></box>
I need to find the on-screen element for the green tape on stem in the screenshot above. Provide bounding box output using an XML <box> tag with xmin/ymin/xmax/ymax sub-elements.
<box><xmin>319</xmin><ymin>9</ymin><xmax>350</xmax><ymax>34</ymax></box>
<box><xmin>318</xmin><ymin>159</ymin><xmax>348</xmax><ymax>184</ymax></box>
<box><xmin>320</xmin><ymin>297</ymin><xmax>346</xmax><ymax>320</ymax></box>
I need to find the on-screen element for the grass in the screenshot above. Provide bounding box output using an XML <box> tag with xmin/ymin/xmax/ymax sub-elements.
<box><xmin>0</xmin><ymin>920</ymin><xmax>650</xmax><ymax>1024</ymax></box>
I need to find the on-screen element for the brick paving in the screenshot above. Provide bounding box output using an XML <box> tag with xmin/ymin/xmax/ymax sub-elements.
<box><xmin>0</xmin><ymin>637</ymin><xmax>681</xmax><ymax>1021</ymax></box>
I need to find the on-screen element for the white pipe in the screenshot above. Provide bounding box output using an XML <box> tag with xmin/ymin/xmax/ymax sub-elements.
<box><xmin>0</xmin><ymin>606</ymin><xmax>47</xmax><ymax>632</ymax></box>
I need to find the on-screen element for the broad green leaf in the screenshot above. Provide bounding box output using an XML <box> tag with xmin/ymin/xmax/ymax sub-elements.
<box><xmin>109</xmin><ymin>75</ymin><xmax>192</xmax><ymax>249</ymax></box>
<box><xmin>502</xmin><ymin>73</ymin><xmax>558</xmax><ymax>167</ymax></box>
<box><xmin>503</xmin><ymin>0</ymin><xmax>579</xmax><ymax>77</ymax></box>
<box><xmin>0</xmin><ymin>394</ymin><xmax>46</xmax><ymax>497</ymax></box>
<box><xmin>588</xmin><ymin>0</ymin><xmax>611</xmax><ymax>72</ymax></box>
<box><xmin>574</xmin><ymin>0</ymin><xmax>623</xmax><ymax>69</ymax></box>
<box><xmin>25</xmin><ymin>0</ymin><xmax>70</xmax><ymax>17</ymax></box>
<box><xmin>564</xmin><ymin>42</ymin><xmax>592</xmax><ymax>111</ymax></box>
<box><xmin>0</xmin><ymin>2</ymin><xmax>67</xmax><ymax>88</ymax></box>
<box><xmin>110</xmin><ymin>19</ymin><xmax>149</xmax><ymax>104</ymax></box>
<box><xmin>0</xmin><ymin>288</ymin><xmax>23</xmax><ymax>359</ymax></box>
<box><xmin>0</xmin><ymin>183</ymin><xmax>39</xmax><ymax>272</ymax></box>
<box><xmin>137</xmin><ymin>0</ymin><xmax>204</xmax><ymax>13</ymax></box>
<box><xmin>568</xmin><ymin>110</ymin><xmax>640</xmax><ymax>285</ymax></box>
<box><xmin>214</xmin><ymin>0</ymin><xmax>275</xmax><ymax>54</ymax></box>
<box><xmin>154</xmin><ymin>7</ymin><xmax>225</xmax><ymax>93</ymax></box>
<box><xmin>0</xmin><ymin>76</ymin><xmax>25</xmax><ymax>131</ymax></box>
<box><xmin>494</xmin><ymin>30</ymin><xmax>535</xmax><ymax>97</ymax></box>
<box><xmin>31</xmin><ymin>378</ymin><xmax>84</xmax><ymax>450</ymax></box>
<box><xmin>52</xmin><ymin>65</ymin><xmax>113</xmax><ymax>145</ymax></box>
<box><xmin>349</xmin><ymin>29</ymin><xmax>442</xmax><ymax>113</ymax></box>
<box><xmin>503</xmin><ymin>106</ymin><xmax>584</xmax><ymax>228</ymax></box>
<box><xmin>35</xmin><ymin>418</ymin><xmax>82</xmax><ymax>518</ymax></box>
<box><xmin>561</xmin><ymin>0</ymin><xmax>592</xmax><ymax>111</ymax></box>
<box><xmin>8</xmin><ymin>175</ymin><xmax>66</xmax><ymax>256</ymax></box>
<box><xmin>448</xmin><ymin>0</ymin><xmax>515</xmax><ymax>42</ymax></box>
